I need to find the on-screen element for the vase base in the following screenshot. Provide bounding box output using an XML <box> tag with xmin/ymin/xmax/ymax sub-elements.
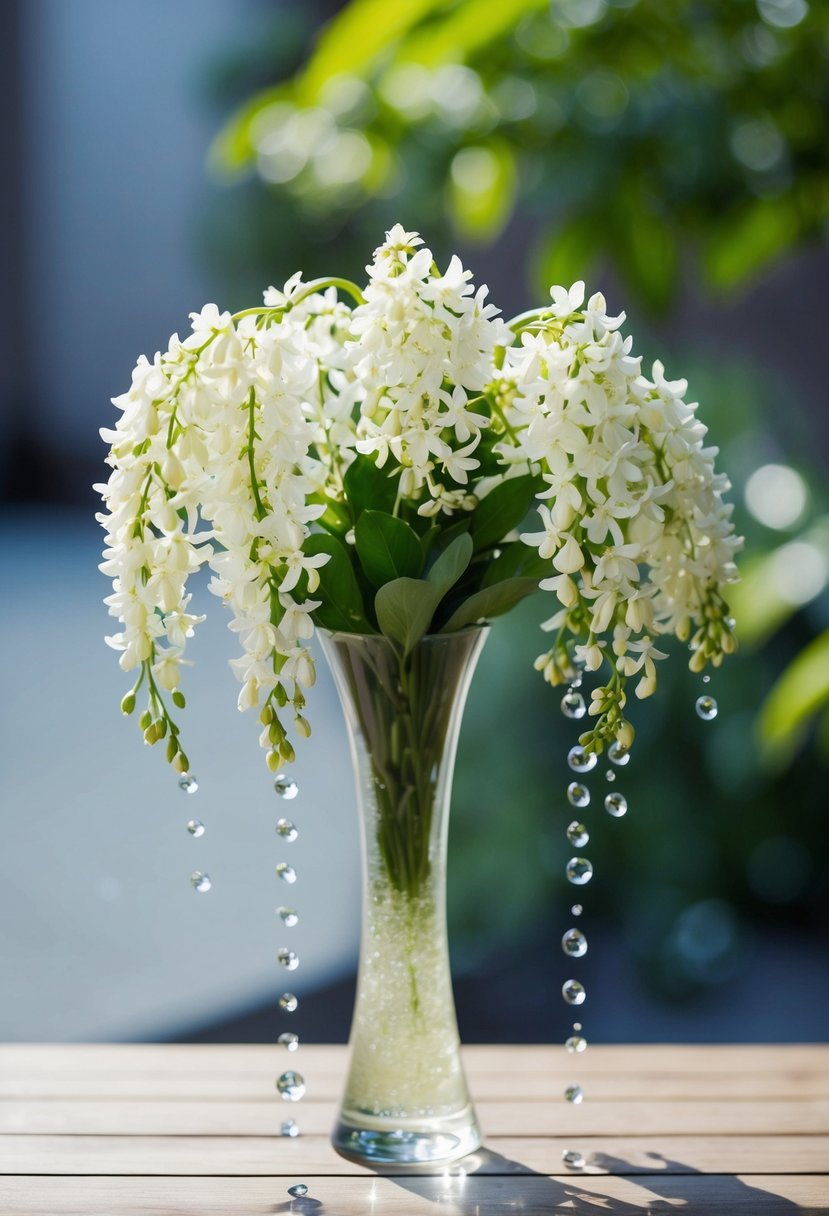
<box><xmin>332</xmin><ymin>1110</ymin><xmax>481</xmax><ymax>1168</ymax></box>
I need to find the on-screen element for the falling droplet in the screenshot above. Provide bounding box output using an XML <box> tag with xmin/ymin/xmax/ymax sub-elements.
<box><xmin>566</xmin><ymin>821</ymin><xmax>589</xmax><ymax>847</ymax></box>
<box><xmin>277</xmin><ymin>948</ymin><xmax>299</xmax><ymax>971</ymax></box>
<box><xmin>562</xmin><ymin>1149</ymin><xmax>585</xmax><ymax>1169</ymax></box>
<box><xmin>279</xmin><ymin>992</ymin><xmax>298</xmax><ymax>1013</ymax></box>
<box><xmin>562</xmin><ymin>928</ymin><xmax>588</xmax><ymax>958</ymax></box>
<box><xmin>561</xmin><ymin>691</ymin><xmax>586</xmax><ymax>720</ymax></box>
<box><xmin>278</xmin><ymin>906</ymin><xmax>299</xmax><ymax>927</ymax></box>
<box><xmin>567</xmin><ymin>746</ymin><xmax>597</xmax><ymax>774</ymax></box>
<box><xmin>288</xmin><ymin>1184</ymin><xmax>308</xmax><ymax>1198</ymax></box>
<box><xmin>569</xmin><ymin>674</ymin><xmax>583</xmax><ymax>690</ymax></box>
<box><xmin>565</xmin><ymin>1034</ymin><xmax>587</xmax><ymax>1054</ymax></box>
<box><xmin>608</xmin><ymin>742</ymin><xmax>630</xmax><ymax>767</ymax></box>
<box><xmin>571</xmin><ymin>904</ymin><xmax>583</xmax><ymax>917</ymax></box>
<box><xmin>573</xmin><ymin>1022</ymin><xmax>582</xmax><ymax>1031</ymax></box>
<box><xmin>274</xmin><ymin>774</ymin><xmax>299</xmax><ymax>800</ymax></box>
<box><xmin>702</xmin><ymin>674</ymin><xmax>711</xmax><ymax>684</ymax></box>
<box><xmin>567</xmin><ymin>782</ymin><xmax>590</xmax><ymax>809</ymax></box>
<box><xmin>605</xmin><ymin>769</ymin><xmax>615</xmax><ymax>783</ymax></box>
<box><xmin>276</xmin><ymin>863</ymin><xmax>297</xmax><ymax>884</ymax></box>
<box><xmin>281</xmin><ymin>1119</ymin><xmax>299</xmax><ymax>1138</ymax></box>
<box><xmin>186</xmin><ymin>819</ymin><xmax>205</xmax><ymax>837</ymax></box>
<box><xmin>564</xmin><ymin>1084</ymin><xmax>584</xmax><ymax>1104</ymax></box>
<box><xmin>190</xmin><ymin>871</ymin><xmax>211</xmax><ymax>893</ymax></box>
<box><xmin>696</xmin><ymin>694</ymin><xmax>718</xmax><ymax>721</ymax></box>
<box><xmin>276</xmin><ymin>818</ymin><xmax>299</xmax><ymax>842</ymax></box>
<box><xmin>566</xmin><ymin>857</ymin><xmax>593</xmax><ymax>886</ymax></box>
<box><xmin>562</xmin><ymin>979</ymin><xmax>586</xmax><ymax>1005</ymax></box>
<box><xmin>179</xmin><ymin>773</ymin><xmax>198</xmax><ymax>794</ymax></box>
<box><xmin>278</xmin><ymin>1032</ymin><xmax>299</xmax><ymax>1052</ymax></box>
<box><xmin>604</xmin><ymin>791</ymin><xmax>628</xmax><ymax>818</ymax></box>
<box><xmin>276</xmin><ymin>1070</ymin><xmax>306</xmax><ymax>1101</ymax></box>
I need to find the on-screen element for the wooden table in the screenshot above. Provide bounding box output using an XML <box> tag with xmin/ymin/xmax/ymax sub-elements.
<box><xmin>0</xmin><ymin>1044</ymin><xmax>826</xmax><ymax>1213</ymax></box>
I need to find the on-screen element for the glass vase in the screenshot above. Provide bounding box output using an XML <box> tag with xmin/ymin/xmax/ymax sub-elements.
<box><xmin>319</xmin><ymin>626</ymin><xmax>488</xmax><ymax>1168</ymax></box>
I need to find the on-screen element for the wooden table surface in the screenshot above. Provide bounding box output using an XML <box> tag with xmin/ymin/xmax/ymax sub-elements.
<box><xmin>0</xmin><ymin>1043</ymin><xmax>827</xmax><ymax>1213</ymax></box>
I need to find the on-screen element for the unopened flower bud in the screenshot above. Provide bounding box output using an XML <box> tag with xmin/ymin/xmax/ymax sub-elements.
<box><xmin>616</xmin><ymin>719</ymin><xmax>635</xmax><ymax>750</ymax></box>
<box><xmin>172</xmin><ymin>690</ymin><xmax>186</xmax><ymax>709</ymax></box>
<box><xmin>139</xmin><ymin>709</ymin><xmax>152</xmax><ymax>730</ymax></box>
<box><xmin>121</xmin><ymin>692</ymin><xmax>136</xmax><ymax>715</ymax></box>
<box><xmin>266</xmin><ymin>749</ymin><xmax>281</xmax><ymax>772</ymax></box>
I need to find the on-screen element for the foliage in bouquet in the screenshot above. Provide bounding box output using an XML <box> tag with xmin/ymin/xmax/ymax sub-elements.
<box><xmin>98</xmin><ymin>226</ymin><xmax>739</xmax><ymax>776</ymax></box>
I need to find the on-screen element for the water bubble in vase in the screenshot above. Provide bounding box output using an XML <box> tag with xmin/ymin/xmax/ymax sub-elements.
<box><xmin>604</xmin><ymin>792</ymin><xmax>628</xmax><ymax>818</ymax></box>
<box><xmin>190</xmin><ymin>871</ymin><xmax>211</xmax><ymax>893</ymax></box>
<box><xmin>562</xmin><ymin>928</ymin><xmax>588</xmax><ymax>958</ymax></box>
<box><xmin>565</xmin><ymin>1034</ymin><xmax>587</xmax><ymax>1053</ymax></box>
<box><xmin>276</xmin><ymin>1071</ymin><xmax>306</xmax><ymax>1101</ymax></box>
<box><xmin>566</xmin><ymin>857</ymin><xmax>593</xmax><ymax>885</ymax></box>
<box><xmin>703</xmin><ymin>674</ymin><xmax>711</xmax><ymax>684</ymax></box>
<box><xmin>276</xmin><ymin>863</ymin><xmax>297</xmax><ymax>884</ymax></box>
<box><xmin>564</xmin><ymin>1084</ymin><xmax>584</xmax><ymax>1104</ymax></box>
<box><xmin>276</xmin><ymin>819</ymin><xmax>299</xmax><ymax>842</ymax></box>
<box><xmin>279</xmin><ymin>992</ymin><xmax>298</xmax><ymax>1012</ymax></box>
<box><xmin>288</xmin><ymin>1184</ymin><xmax>308</xmax><ymax>1198</ymax></box>
<box><xmin>566</xmin><ymin>821</ymin><xmax>589</xmax><ymax>847</ymax></box>
<box><xmin>561</xmin><ymin>691</ymin><xmax>586</xmax><ymax>720</ymax></box>
<box><xmin>567</xmin><ymin>746</ymin><xmax>597</xmax><ymax>774</ymax></box>
<box><xmin>562</xmin><ymin>979</ymin><xmax>586</xmax><ymax>1005</ymax></box>
<box><xmin>278</xmin><ymin>1032</ymin><xmax>299</xmax><ymax>1052</ymax></box>
<box><xmin>571</xmin><ymin>904</ymin><xmax>583</xmax><ymax>916</ymax></box>
<box><xmin>562</xmin><ymin>1149</ymin><xmax>586</xmax><ymax>1169</ymax></box>
<box><xmin>178</xmin><ymin>773</ymin><xmax>198</xmax><ymax>794</ymax></box>
<box><xmin>281</xmin><ymin>1119</ymin><xmax>300</xmax><ymax>1137</ymax></box>
<box><xmin>567</xmin><ymin>782</ymin><xmax>590</xmax><ymax>808</ymax></box>
<box><xmin>277</xmin><ymin>948</ymin><xmax>299</xmax><ymax>971</ymax></box>
<box><xmin>608</xmin><ymin>742</ymin><xmax>630</xmax><ymax>767</ymax></box>
<box><xmin>186</xmin><ymin>819</ymin><xmax>205</xmax><ymax>837</ymax></box>
<box><xmin>696</xmin><ymin>695</ymin><xmax>718</xmax><ymax>720</ymax></box>
<box><xmin>274</xmin><ymin>774</ymin><xmax>299</xmax><ymax>800</ymax></box>
<box><xmin>605</xmin><ymin>769</ymin><xmax>615</xmax><ymax>782</ymax></box>
<box><xmin>278</xmin><ymin>906</ymin><xmax>299</xmax><ymax>927</ymax></box>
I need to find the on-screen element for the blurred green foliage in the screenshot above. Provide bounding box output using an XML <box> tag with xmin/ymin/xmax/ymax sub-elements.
<box><xmin>210</xmin><ymin>0</ymin><xmax>829</xmax><ymax>312</ymax></box>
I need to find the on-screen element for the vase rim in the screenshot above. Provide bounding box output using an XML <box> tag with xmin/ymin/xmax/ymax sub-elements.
<box><xmin>317</xmin><ymin>624</ymin><xmax>490</xmax><ymax>643</ymax></box>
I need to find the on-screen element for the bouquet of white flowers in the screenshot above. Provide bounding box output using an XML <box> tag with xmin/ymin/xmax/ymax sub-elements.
<box><xmin>98</xmin><ymin>225</ymin><xmax>740</xmax><ymax>778</ymax></box>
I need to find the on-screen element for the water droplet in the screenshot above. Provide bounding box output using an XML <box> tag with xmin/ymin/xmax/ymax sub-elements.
<box><xmin>562</xmin><ymin>1149</ymin><xmax>585</xmax><ymax>1169</ymax></box>
<box><xmin>278</xmin><ymin>1032</ymin><xmax>299</xmax><ymax>1052</ymax></box>
<box><xmin>566</xmin><ymin>857</ymin><xmax>593</xmax><ymax>886</ymax></box>
<box><xmin>566</xmin><ymin>1034</ymin><xmax>587</xmax><ymax>1053</ymax></box>
<box><xmin>561</xmin><ymin>691</ymin><xmax>586</xmax><ymax>720</ymax></box>
<box><xmin>276</xmin><ymin>1070</ymin><xmax>305</xmax><ymax>1101</ymax></box>
<box><xmin>564</xmin><ymin>1084</ymin><xmax>584</xmax><ymax>1104</ymax></box>
<box><xmin>190</xmin><ymin>871</ymin><xmax>211</xmax><ymax>893</ymax></box>
<box><xmin>608</xmin><ymin>742</ymin><xmax>630</xmax><ymax>767</ymax></box>
<box><xmin>276</xmin><ymin>818</ymin><xmax>299</xmax><ymax>842</ymax></box>
<box><xmin>288</xmin><ymin>1184</ymin><xmax>308</xmax><ymax>1198</ymax></box>
<box><xmin>562</xmin><ymin>979</ymin><xmax>586</xmax><ymax>1005</ymax></box>
<box><xmin>571</xmin><ymin>904</ymin><xmax>583</xmax><ymax>917</ymax></box>
<box><xmin>562</xmin><ymin>928</ymin><xmax>588</xmax><ymax>958</ymax></box>
<box><xmin>179</xmin><ymin>773</ymin><xmax>198</xmax><ymax>794</ymax></box>
<box><xmin>566</xmin><ymin>821</ymin><xmax>589</xmax><ymax>847</ymax></box>
<box><xmin>604</xmin><ymin>791</ymin><xmax>628</xmax><ymax>818</ymax></box>
<box><xmin>567</xmin><ymin>746</ymin><xmax>597</xmax><ymax>774</ymax></box>
<box><xmin>573</xmin><ymin>1022</ymin><xmax>582</xmax><ymax>1031</ymax></box>
<box><xmin>186</xmin><ymin>819</ymin><xmax>205</xmax><ymax>837</ymax></box>
<box><xmin>278</xmin><ymin>948</ymin><xmax>299</xmax><ymax>971</ymax></box>
<box><xmin>279</xmin><ymin>992</ymin><xmax>298</xmax><ymax>1013</ymax></box>
<box><xmin>274</xmin><ymin>774</ymin><xmax>299</xmax><ymax>800</ymax></box>
<box><xmin>702</xmin><ymin>674</ymin><xmax>711</xmax><ymax>684</ymax></box>
<box><xmin>276</xmin><ymin>863</ymin><xmax>297</xmax><ymax>884</ymax></box>
<box><xmin>726</xmin><ymin>616</ymin><xmax>736</xmax><ymax>630</ymax></box>
<box><xmin>281</xmin><ymin>1119</ymin><xmax>299</xmax><ymax>1137</ymax></box>
<box><xmin>278</xmin><ymin>906</ymin><xmax>299</xmax><ymax>927</ymax></box>
<box><xmin>605</xmin><ymin>769</ymin><xmax>615</xmax><ymax>782</ymax></box>
<box><xmin>696</xmin><ymin>694</ymin><xmax>718</xmax><ymax>721</ymax></box>
<box><xmin>567</xmin><ymin>782</ymin><xmax>590</xmax><ymax>808</ymax></box>
<box><xmin>569</xmin><ymin>674</ymin><xmax>583</xmax><ymax>689</ymax></box>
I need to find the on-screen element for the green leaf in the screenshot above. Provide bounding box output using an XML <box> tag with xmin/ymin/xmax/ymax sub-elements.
<box><xmin>399</xmin><ymin>0</ymin><xmax>548</xmax><ymax>64</ymax></box>
<box><xmin>481</xmin><ymin>540</ymin><xmax>550</xmax><ymax>587</ymax></box>
<box><xmin>375</xmin><ymin>534</ymin><xmax>473</xmax><ymax>654</ymax></box>
<box><xmin>758</xmin><ymin>629</ymin><xmax>829</xmax><ymax>769</ymax></box>
<box><xmin>614</xmin><ymin>197</ymin><xmax>679</xmax><ymax>315</ymax></box>
<box><xmin>534</xmin><ymin>213</ymin><xmax>600</xmax><ymax>300</ymax></box>
<box><xmin>355</xmin><ymin>511</ymin><xmax>423</xmax><ymax>588</ymax></box>
<box><xmin>442</xmin><ymin>577</ymin><xmax>540</xmax><ymax>632</ymax></box>
<box><xmin>448</xmin><ymin>139</ymin><xmax>517</xmax><ymax>244</ymax></box>
<box><xmin>470</xmin><ymin>475</ymin><xmax>540</xmax><ymax>552</ymax></box>
<box><xmin>303</xmin><ymin>533</ymin><xmax>370</xmax><ymax>633</ymax></box>
<box><xmin>428</xmin><ymin>533</ymin><xmax>474</xmax><ymax>591</ymax></box>
<box><xmin>343</xmin><ymin>454</ymin><xmax>399</xmax><ymax>517</ymax></box>
<box><xmin>703</xmin><ymin>196</ymin><xmax>798</xmax><ymax>294</ymax></box>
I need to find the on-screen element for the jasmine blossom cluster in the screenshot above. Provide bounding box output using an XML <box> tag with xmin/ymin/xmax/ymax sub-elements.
<box><xmin>98</xmin><ymin>225</ymin><xmax>739</xmax><ymax>773</ymax></box>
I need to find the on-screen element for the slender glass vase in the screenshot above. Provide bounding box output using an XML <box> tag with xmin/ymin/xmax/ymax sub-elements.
<box><xmin>319</xmin><ymin>626</ymin><xmax>488</xmax><ymax>1168</ymax></box>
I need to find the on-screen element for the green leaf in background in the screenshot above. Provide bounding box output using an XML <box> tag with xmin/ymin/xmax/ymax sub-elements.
<box><xmin>758</xmin><ymin>629</ymin><xmax>829</xmax><ymax>769</ymax></box>
<box><xmin>355</xmin><ymin>511</ymin><xmax>423</xmax><ymax>588</ymax></box>
<box><xmin>470</xmin><ymin>474</ymin><xmax>540</xmax><ymax>551</ymax></box>
<box><xmin>481</xmin><ymin>539</ymin><xmax>550</xmax><ymax>587</ymax></box>
<box><xmin>614</xmin><ymin>193</ymin><xmax>679</xmax><ymax>315</ymax></box>
<box><xmin>442</xmin><ymin>576</ymin><xmax>539</xmax><ymax>631</ymax></box>
<box><xmin>534</xmin><ymin>213</ymin><xmax>601</xmax><ymax>298</ymax></box>
<box><xmin>448</xmin><ymin>139</ymin><xmax>517</xmax><ymax>243</ymax></box>
<box><xmin>343</xmin><ymin>454</ymin><xmax>400</xmax><ymax>518</ymax></box>
<box><xmin>399</xmin><ymin>0</ymin><xmax>548</xmax><ymax>64</ymax></box>
<box><xmin>703</xmin><ymin>196</ymin><xmax>799</xmax><ymax>294</ymax></box>
<box><xmin>304</xmin><ymin>533</ymin><xmax>370</xmax><ymax>633</ymax></box>
<box><xmin>375</xmin><ymin>533</ymin><xmax>474</xmax><ymax>653</ymax></box>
